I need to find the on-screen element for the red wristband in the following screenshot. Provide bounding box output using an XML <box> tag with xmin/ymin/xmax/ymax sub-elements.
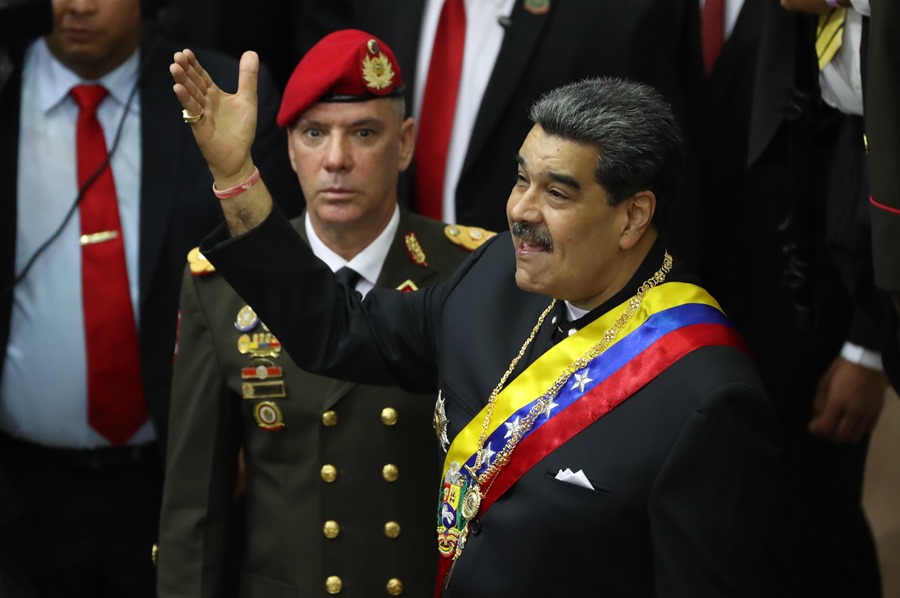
<box><xmin>212</xmin><ymin>167</ymin><xmax>260</xmax><ymax>199</ymax></box>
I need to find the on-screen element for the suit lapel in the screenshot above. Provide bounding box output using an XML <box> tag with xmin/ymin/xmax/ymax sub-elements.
<box><xmin>461</xmin><ymin>1</ymin><xmax>551</xmax><ymax>178</ymax></box>
<box><xmin>138</xmin><ymin>38</ymin><xmax>184</xmax><ymax>304</ymax></box>
<box><xmin>0</xmin><ymin>47</ymin><xmax>24</xmax><ymax>366</ymax></box>
<box><xmin>706</xmin><ymin>1</ymin><xmax>764</xmax><ymax>106</ymax></box>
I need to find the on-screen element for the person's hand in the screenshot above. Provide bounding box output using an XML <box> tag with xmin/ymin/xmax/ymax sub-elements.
<box><xmin>809</xmin><ymin>355</ymin><xmax>886</xmax><ymax>443</ymax></box>
<box><xmin>170</xmin><ymin>49</ymin><xmax>259</xmax><ymax>188</ymax></box>
<box><xmin>780</xmin><ymin>0</ymin><xmax>847</xmax><ymax>14</ymax></box>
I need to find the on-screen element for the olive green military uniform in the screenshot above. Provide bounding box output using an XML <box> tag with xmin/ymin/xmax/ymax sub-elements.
<box><xmin>156</xmin><ymin>210</ymin><xmax>491</xmax><ymax>597</ymax></box>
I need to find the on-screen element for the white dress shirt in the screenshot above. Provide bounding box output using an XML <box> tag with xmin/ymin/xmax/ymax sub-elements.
<box><xmin>0</xmin><ymin>39</ymin><xmax>149</xmax><ymax>448</ymax></box>
<box><xmin>414</xmin><ymin>0</ymin><xmax>516</xmax><ymax>223</ymax></box>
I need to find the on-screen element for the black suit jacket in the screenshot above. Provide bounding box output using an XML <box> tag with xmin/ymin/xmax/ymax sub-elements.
<box><xmin>201</xmin><ymin>209</ymin><xmax>782</xmax><ymax>597</ymax></box>
<box><xmin>0</xmin><ymin>30</ymin><xmax>300</xmax><ymax>451</ymax></box>
<box><xmin>297</xmin><ymin>0</ymin><xmax>696</xmax><ymax>235</ymax></box>
<box><xmin>867</xmin><ymin>0</ymin><xmax>900</xmax><ymax>292</ymax></box>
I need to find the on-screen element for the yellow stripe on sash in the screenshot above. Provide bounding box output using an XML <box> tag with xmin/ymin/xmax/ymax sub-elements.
<box><xmin>442</xmin><ymin>282</ymin><xmax>722</xmax><ymax>476</ymax></box>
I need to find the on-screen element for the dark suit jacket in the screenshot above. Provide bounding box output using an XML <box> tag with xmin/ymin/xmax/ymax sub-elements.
<box><xmin>201</xmin><ymin>209</ymin><xmax>782</xmax><ymax>597</ymax></box>
<box><xmin>718</xmin><ymin>4</ymin><xmax>888</xmax><ymax>407</ymax></box>
<box><xmin>157</xmin><ymin>210</ymin><xmax>473</xmax><ymax>598</ymax></box>
<box><xmin>867</xmin><ymin>0</ymin><xmax>900</xmax><ymax>293</ymax></box>
<box><xmin>0</xmin><ymin>30</ymin><xmax>299</xmax><ymax>452</ymax></box>
<box><xmin>692</xmin><ymin>2</ymin><xmax>841</xmax><ymax>403</ymax></box>
<box><xmin>296</xmin><ymin>0</ymin><xmax>696</xmax><ymax>236</ymax></box>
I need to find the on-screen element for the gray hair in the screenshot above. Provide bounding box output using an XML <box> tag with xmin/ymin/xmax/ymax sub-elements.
<box><xmin>529</xmin><ymin>77</ymin><xmax>682</xmax><ymax>228</ymax></box>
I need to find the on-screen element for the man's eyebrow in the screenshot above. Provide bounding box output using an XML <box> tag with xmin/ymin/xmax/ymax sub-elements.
<box><xmin>516</xmin><ymin>153</ymin><xmax>580</xmax><ymax>189</ymax></box>
<box><xmin>295</xmin><ymin>117</ymin><xmax>384</xmax><ymax>128</ymax></box>
<box><xmin>548</xmin><ymin>171</ymin><xmax>581</xmax><ymax>190</ymax></box>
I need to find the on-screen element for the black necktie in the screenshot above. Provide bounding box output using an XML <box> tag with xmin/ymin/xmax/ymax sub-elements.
<box><xmin>335</xmin><ymin>267</ymin><xmax>362</xmax><ymax>291</ymax></box>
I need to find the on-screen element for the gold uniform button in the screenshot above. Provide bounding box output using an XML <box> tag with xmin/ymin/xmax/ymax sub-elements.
<box><xmin>323</xmin><ymin>520</ymin><xmax>340</xmax><ymax>539</ymax></box>
<box><xmin>386</xmin><ymin>578</ymin><xmax>404</xmax><ymax>596</ymax></box>
<box><xmin>381</xmin><ymin>407</ymin><xmax>398</xmax><ymax>426</ymax></box>
<box><xmin>322</xmin><ymin>410</ymin><xmax>338</xmax><ymax>427</ymax></box>
<box><xmin>321</xmin><ymin>464</ymin><xmax>338</xmax><ymax>483</ymax></box>
<box><xmin>325</xmin><ymin>575</ymin><xmax>343</xmax><ymax>594</ymax></box>
<box><xmin>382</xmin><ymin>463</ymin><xmax>399</xmax><ymax>482</ymax></box>
<box><xmin>384</xmin><ymin>521</ymin><xmax>401</xmax><ymax>538</ymax></box>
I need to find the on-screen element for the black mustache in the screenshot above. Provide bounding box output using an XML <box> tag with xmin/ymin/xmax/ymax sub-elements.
<box><xmin>511</xmin><ymin>222</ymin><xmax>553</xmax><ymax>251</ymax></box>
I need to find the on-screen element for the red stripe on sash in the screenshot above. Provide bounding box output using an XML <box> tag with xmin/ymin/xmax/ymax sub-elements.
<box><xmin>481</xmin><ymin>323</ymin><xmax>746</xmax><ymax>513</ymax></box>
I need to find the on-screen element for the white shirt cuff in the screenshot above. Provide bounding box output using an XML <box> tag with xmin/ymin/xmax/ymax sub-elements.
<box><xmin>840</xmin><ymin>341</ymin><xmax>883</xmax><ymax>371</ymax></box>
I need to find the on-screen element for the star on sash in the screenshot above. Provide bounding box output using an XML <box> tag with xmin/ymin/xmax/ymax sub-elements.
<box><xmin>504</xmin><ymin>417</ymin><xmax>522</xmax><ymax>439</ymax></box>
<box><xmin>478</xmin><ymin>442</ymin><xmax>496</xmax><ymax>467</ymax></box>
<box><xmin>571</xmin><ymin>369</ymin><xmax>593</xmax><ymax>393</ymax></box>
<box><xmin>542</xmin><ymin>398</ymin><xmax>559</xmax><ymax>419</ymax></box>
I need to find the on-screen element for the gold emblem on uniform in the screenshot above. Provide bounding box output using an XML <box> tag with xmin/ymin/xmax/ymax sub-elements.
<box><xmin>433</xmin><ymin>390</ymin><xmax>450</xmax><ymax>452</ymax></box>
<box><xmin>237</xmin><ymin>332</ymin><xmax>282</xmax><ymax>358</ymax></box>
<box><xmin>361</xmin><ymin>44</ymin><xmax>395</xmax><ymax>91</ymax></box>
<box><xmin>234</xmin><ymin>305</ymin><xmax>259</xmax><ymax>332</ymax></box>
<box><xmin>187</xmin><ymin>246</ymin><xmax>216</xmax><ymax>276</ymax></box>
<box><xmin>403</xmin><ymin>232</ymin><xmax>428</xmax><ymax>267</ymax></box>
<box><xmin>253</xmin><ymin>400</ymin><xmax>285</xmax><ymax>430</ymax></box>
<box><xmin>444</xmin><ymin>224</ymin><xmax>497</xmax><ymax>252</ymax></box>
<box><xmin>396</xmin><ymin>279</ymin><xmax>419</xmax><ymax>293</ymax></box>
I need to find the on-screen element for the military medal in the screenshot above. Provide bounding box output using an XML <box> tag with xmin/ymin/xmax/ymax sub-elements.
<box><xmin>234</xmin><ymin>305</ymin><xmax>259</xmax><ymax>332</ymax></box>
<box><xmin>433</xmin><ymin>390</ymin><xmax>450</xmax><ymax>452</ymax></box>
<box><xmin>237</xmin><ymin>332</ymin><xmax>282</xmax><ymax>358</ymax></box>
<box><xmin>460</xmin><ymin>482</ymin><xmax>482</xmax><ymax>520</ymax></box>
<box><xmin>254</xmin><ymin>401</ymin><xmax>285</xmax><ymax>430</ymax></box>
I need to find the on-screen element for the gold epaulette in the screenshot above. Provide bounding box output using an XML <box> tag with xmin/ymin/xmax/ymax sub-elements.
<box><xmin>187</xmin><ymin>246</ymin><xmax>216</xmax><ymax>276</ymax></box>
<box><xmin>444</xmin><ymin>224</ymin><xmax>496</xmax><ymax>252</ymax></box>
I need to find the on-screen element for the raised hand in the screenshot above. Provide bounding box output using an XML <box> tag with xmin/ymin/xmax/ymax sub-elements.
<box><xmin>170</xmin><ymin>49</ymin><xmax>274</xmax><ymax>236</ymax></box>
<box><xmin>170</xmin><ymin>49</ymin><xmax>259</xmax><ymax>188</ymax></box>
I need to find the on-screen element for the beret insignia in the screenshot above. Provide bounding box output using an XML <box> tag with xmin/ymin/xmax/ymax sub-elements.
<box><xmin>362</xmin><ymin>50</ymin><xmax>396</xmax><ymax>91</ymax></box>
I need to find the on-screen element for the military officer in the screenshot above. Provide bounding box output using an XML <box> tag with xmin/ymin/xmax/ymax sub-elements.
<box><xmin>156</xmin><ymin>30</ymin><xmax>491</xmax><ymax>597</ymax></box>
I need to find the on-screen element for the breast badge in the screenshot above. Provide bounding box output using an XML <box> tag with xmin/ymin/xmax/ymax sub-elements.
<box><xmin>234</xmin><ymin>305</ymin><xmax>259</xmax><ymax>332</ymax></box>
<box><xmin>253</xmin><ymin>401</ymin><xmax>285</xmax><ymax>431</ymax></box>
<box><xmin>235</xmin><ymin>307</ymin><xmax>286</xmax><ymax>428</ymax></box>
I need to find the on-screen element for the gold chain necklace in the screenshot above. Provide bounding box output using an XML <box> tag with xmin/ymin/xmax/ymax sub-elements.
<box><xmin>454</xmin><ymin>252</ymin><xmax>673</xmax><ymax>561</ymax></box>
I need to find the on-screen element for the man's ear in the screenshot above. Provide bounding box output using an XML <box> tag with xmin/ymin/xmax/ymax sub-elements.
<box><xmin>398</xmin><ymin>117</ymin><xmax>415</xmax><ymax>172</ymax></box>
<box><xmin>620</xmin><ymin>190</ymin><xmax>656</xmax><ymax>250</ymax></box>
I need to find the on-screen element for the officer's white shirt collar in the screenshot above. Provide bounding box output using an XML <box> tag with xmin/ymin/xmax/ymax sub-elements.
<box><xmin>305</xmin><ymin>205</ymin><xmax>401</xmax><ymax>298</ymax></box>
<box><xmin>33</xmin><ymin>37</ymin><xmax>141</xmax><ymax>116</ymax></box>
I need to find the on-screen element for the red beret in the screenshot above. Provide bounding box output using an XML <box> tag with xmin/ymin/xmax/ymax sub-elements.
<box><xmin>276</xmin><ymin>29</ymin><xmax>404</xmax><ymax>128</ymax></box>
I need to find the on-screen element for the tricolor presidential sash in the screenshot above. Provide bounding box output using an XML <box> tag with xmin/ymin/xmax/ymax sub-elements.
<box><xmin>435</xmin><ymin>282</ymin><xmax>748</xmax><ymax>592</ymax></box>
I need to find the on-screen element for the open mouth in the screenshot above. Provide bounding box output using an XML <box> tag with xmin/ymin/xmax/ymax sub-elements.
<box><xmin>511</xmin><ymin>222</ymin><xmax>552</xmax><ymax>252</ymax></box>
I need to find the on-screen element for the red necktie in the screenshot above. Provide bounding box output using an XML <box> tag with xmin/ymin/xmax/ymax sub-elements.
<box><xmin>701</xmin><ymin>0</ymin><xmax>725</xmax><ymax>77</ymax></box>
<box><xmin>71</xmin><ymin>84</ymin><xmax>147</xmax><ymax>446</ymax></box>
<box><xmin>415</xmin><ymin>0</ymin><xmax>466</xmax><ymax>220</ymax></box>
